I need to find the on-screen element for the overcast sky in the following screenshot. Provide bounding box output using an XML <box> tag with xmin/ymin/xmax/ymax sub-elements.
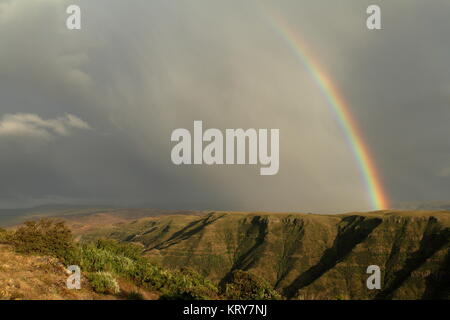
<box><xmin>1</xmin><ymin>0</ymin><xmax>450</xmax><ymax>212</ymax></box>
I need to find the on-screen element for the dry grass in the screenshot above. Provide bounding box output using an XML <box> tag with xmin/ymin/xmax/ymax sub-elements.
<box><xmin>0</xmin><ymin>244</ymin><xmax>113</xmax><ymax>300</ymax></box>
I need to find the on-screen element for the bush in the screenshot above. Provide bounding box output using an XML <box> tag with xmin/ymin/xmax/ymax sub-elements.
<box><xmin>87</xmin><ymin>272</ymin><xmax>120</xmax><ymax>294</ymax></box>
<box><xmin>80</xmin><ymin>241</ymin><xmax>136</xmax><ymax>274</ymax></box>
<box><xmin>79</xmin><ymin>239</ymin><xmax>218</xmax><ymax>299</ymax></box>
<box><xmin>0</xmin><ymin>227</ymin><xmax>8</xmax><ymax>243</ymax></box>
<box><xmin>89</xmin><ymin>239</ymin><xmax>143</xmax><ymax>261</ymax></box>
<box><xmin>158</xmin><ymin>268</ymin><xmax>219</xmax><ymax>300</ymax></box>
<box><xmin>9</xmin><ymin>219</ymin><xmax>78</xmax><ymax>264</ymax></box>
<box><xmin>8</xmin><ymin>226</ymin><xmax>219</xmax><ymax>300</ymax></box>
<box><xmin>126</xmin><ymin>291</ymin><xmax>144</xmax><ymax>300</ymax></box>
<box><xmin>223</xmin><ymin>270</ymin><xmax>282</xmax><ymax>300</ymax></box>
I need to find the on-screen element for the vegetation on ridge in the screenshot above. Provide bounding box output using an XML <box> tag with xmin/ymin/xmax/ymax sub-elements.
<box><xmin>1</xmin><ymin>210</ymin><xmax>449</xmax><ymax>300</ymax></box>
<box><xmin>1</xmin><ymin>218</ymin><xmax>275</xmax><ymax>300</ymax></box>
<box><xmin>72</xmin><ymin>210</ymin><xmax>450</xmax><ymax>300</ymax></box>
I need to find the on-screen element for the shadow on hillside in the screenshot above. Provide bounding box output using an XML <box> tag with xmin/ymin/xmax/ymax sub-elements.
<box><xmin>219</xmin><ymin>216</ymin><xmax>269</xmax><ymax>289</ymax></box>
<box><xmin>283</xmin><ymin>216</ymin><xmax>382</xmax><ymax>299</ymax></box>
<box><xmin>274</xmin><ymin>219</ymin><xmax>306</xmax><ymax>288</ymax></box>
<box><xmin>422</xmin><ymin>247</ymin><xmax>450</xmax><ymax>300</ymax></box>
<box><xmin>376</xmin><ymin>218</ymin><xmax>450</xmax><ymax>299</ymax></box>
<box><xmin>154</xmin><ymin>213</ymin><xmax>225</xmax><ymax>250</ymax></box>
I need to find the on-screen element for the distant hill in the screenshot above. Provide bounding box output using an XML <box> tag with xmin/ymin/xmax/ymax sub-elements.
<box><xmin>395</xmin><ymin>201</ymin><xmax>450</xmax><ymax>211</ymax></box>
<box><xmin>0</xmin><ymin>204</ymin><xmax>202</xmax><ymax>228</ymax></box>
<box><xmin>0</xmin><ymin>205</ymin><xmax>116</xmax><ymax>227</ymax></box>
<box><xmin>72</xmin><ymin>210</ymin><xmax>450</xmax><ymax>300</ymax></box>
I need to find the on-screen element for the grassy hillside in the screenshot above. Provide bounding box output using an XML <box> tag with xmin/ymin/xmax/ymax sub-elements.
<box><xmin>0</xmin><ymin>220</ymin><xmax>224</xmax><ymax>300</ymax></box>
<box><xmin>0</xmin><ymin>244</ymin><xmax>115</xmax><ymax>300</ymax></box>
<box><xmin>76</xmin><ymin>210</ymin><xmax>450</xmax><ymax>300</ymax></box>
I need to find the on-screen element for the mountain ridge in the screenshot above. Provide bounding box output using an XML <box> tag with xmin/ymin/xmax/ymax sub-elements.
<box><xmin>68</xmin><ymin>210</ymin><xmax>450</xmax><ymax>299</ymax></box>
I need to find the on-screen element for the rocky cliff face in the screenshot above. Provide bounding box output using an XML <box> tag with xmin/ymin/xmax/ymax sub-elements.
<box><xmin>80</xmin><ymin>211</ymin><xmax>450</xmax><ymax>300</ymax></box>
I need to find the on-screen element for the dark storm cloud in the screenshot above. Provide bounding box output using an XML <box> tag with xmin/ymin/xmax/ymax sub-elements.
<box><xmin>1</xmin><ymin>0</ymin><xmax>449</xmax><ymax>211</ymax></box>
<box><xmin>332</xmin><ymin>0</ymin><xmax>450</xmax><ymax>204</ymax></box>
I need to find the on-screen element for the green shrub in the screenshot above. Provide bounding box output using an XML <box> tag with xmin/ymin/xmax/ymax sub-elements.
<box><xmin>9</xmin><ymin>219</ymin><xmax>78</xmax><ymax>264</ymax></box>
<box><xmin>223</xmin><ymin>270</ymin><xmax>282</xmax><ymax>300</ymax></box>
<box><xmin>80</xmin><ymin>242</ymin><xmax>136</xmax><ymax>274</ymax></box>
<box><xmin>7</xmin><ymin>223</ymin><xmax>219</xmax><ymax>300</ymax></box>
<box><xmin>0</xmin><ymin>228</ymin><xmax>8</xmax><ymax>243</ymax></box>
<box><xmin>79</xmin><ymin>239</ymin><xmax>218</xmax><ymax>299</ymax></box>
<box><xmin>125</xmin><ymin>291</ymin><xmax>145</xmax><ymax>300</ymax></box>
<box><xmin>87</xmin><ymin>272</ymin><xmax>120</xmax><ymax>294</ymax></box>
<box><xmin>90</xmin><ymin>239</ymin><xmax>143</xmax><ymax>260</ymax></box>
<box><xmin>158</xmin><ymin>268</ymin><xmax>218</xmax><ymax>300</ymax></box>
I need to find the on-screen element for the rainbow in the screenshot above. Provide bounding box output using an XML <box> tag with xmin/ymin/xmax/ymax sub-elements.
<box><xmin>268</xmin><ymin>15</ymin><xmax>389</xmax><ymax>210</ymax></box>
